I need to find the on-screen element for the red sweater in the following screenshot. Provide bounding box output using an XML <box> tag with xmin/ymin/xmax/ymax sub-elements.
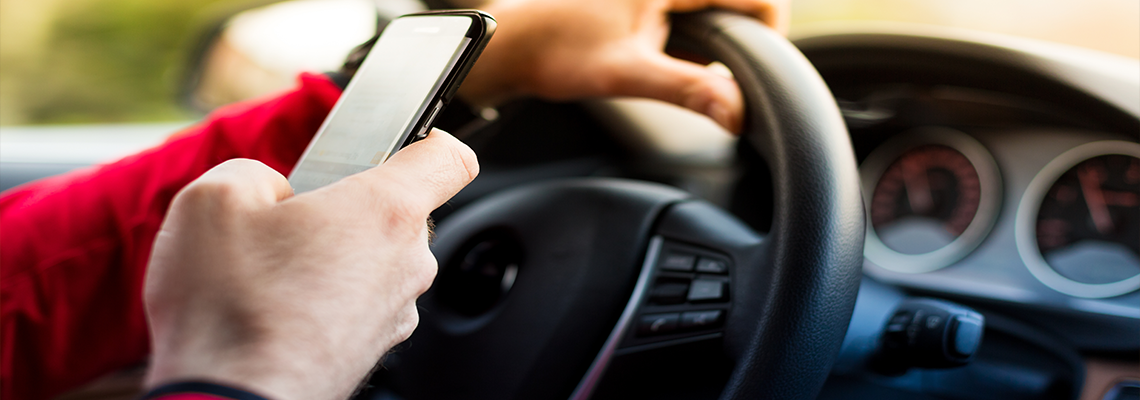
<box><xmin>0</xmin><ymin>73</ymin><xmax>342</xmax><ymax>400</ymax></box>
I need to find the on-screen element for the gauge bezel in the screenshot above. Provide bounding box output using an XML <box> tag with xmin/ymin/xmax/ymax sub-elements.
<box><xmin>1016</xmin><ymin>140</ymin><xmax>1140</xmax><ymax>298</ymax></box>
<box><xmin>861</xmin><ymin>127</ymin><xmax>1003</xmax><ymax>273</ymax></box>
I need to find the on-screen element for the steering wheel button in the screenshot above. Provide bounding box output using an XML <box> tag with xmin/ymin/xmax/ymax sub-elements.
<box><xmin>695</xmin><ymin>257</ymin><xmax>728</xmax><ymax>274</ymax></box>
<box><xmin>889</xmin><ymin>311</ymin><xmax>912</xmax><ymax>325</ymax></box>
<box><xmin>680</xmin><ymin>310</ymin><xmax>723</xmax><ymax>329</ymax></box>
<box><xmin>660</xmin><ymin>253</ymin><xmax>696</xmax><ymax>271</ymax></box>
<box><xmin>649</xmin><ymin>281</ymin><xmax>690</xmax><ymax>305</ymax></box>
<box><xmin>687</xmin><ymin>279</ymin><xmax>726</xmax><ymax>302</ymax></box>
<box><xmin>637</xmin><ymin>313</ymin><xmax>680</xmax><ymax>336</ymax></box>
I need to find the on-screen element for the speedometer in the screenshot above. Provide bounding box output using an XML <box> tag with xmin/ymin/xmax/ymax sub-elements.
<box><xmin>1017</xmin><ymin>141</ymin><xmax>1140</xmax><ymax>298</ymax></box>
<box><xmin>862</xmin><ymin>128</ymin><xmax>1002</xmax><ymax>273</ymax></box>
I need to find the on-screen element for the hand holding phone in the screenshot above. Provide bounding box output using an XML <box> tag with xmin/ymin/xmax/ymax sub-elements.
<box><xmin>289</xmin><ymin>11</ymin><xmax>494</xmax><ymax>193</ymax></box>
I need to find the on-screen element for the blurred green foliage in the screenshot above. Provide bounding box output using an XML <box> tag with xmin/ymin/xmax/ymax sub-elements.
<box><xmin>1</xmin><ymin>0</ymin><xmax>232</xmax><ymax>125</ymax></box>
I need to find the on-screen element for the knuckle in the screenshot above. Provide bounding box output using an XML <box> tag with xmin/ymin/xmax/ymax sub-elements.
<box><xmin>446</xmin><ymin>140</ymin><xmax>480</xmax><ymax>184</ymax></box>
<box><xmin>409</xmin><ymin>253</ymin><xmax>438</xmax><ymax>295</ymax></box>
<box><xmin>679</xmin><ymin>79</ymin><xmax>717</xmax><ymax>112</ymax></box>
<box><xmin>590</xmin><ymin>73</ymin><xmax>618</xmax><ymax>100</ymax></box>
<box><xmin>396</xmin><ymin>306</ymin><xmax>420</xmax><ymax>341</ymax></box>
<box><xmin>176</xmin><ymin>179</ymin><xmax>245</xmax><ymax>212</ymax></box>
<box><xmin>380</xmin><ymin>193</ymin><xmax>427</xmax><ymax>232</ymax></box>
<box><xmin>589</xmin><ymin>60</ymin><xmax>623</xmax><ymax>96</ymax></box>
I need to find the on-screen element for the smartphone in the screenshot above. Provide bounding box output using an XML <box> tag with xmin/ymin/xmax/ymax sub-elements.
<box><xmin>288</xmin><ymin>10</ymin><xmax>495</xmax><ymax>193</ymax></box>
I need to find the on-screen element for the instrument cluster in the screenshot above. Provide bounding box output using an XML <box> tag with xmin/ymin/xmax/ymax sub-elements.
<box><xmin>861</xmin><ymin>129</ymin><xmax>1140</xmax><ymax>302</ymax></box>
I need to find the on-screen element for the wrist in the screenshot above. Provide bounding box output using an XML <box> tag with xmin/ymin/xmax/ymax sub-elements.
<box><xmin>145</xmin><ymin>322</ymin><xmax>351</xmax><ymax>400</ymax></box>
<box><xmin>146</xmin><ymin>343</ymin><xmax>296</xmax><ymax>400</ymax></box>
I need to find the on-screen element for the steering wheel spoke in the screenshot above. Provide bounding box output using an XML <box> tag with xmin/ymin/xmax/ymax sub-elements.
<box><xmin>572</xmin><ymin>200</ymin><xmax>769</xmax><ymax>399</ymax></box>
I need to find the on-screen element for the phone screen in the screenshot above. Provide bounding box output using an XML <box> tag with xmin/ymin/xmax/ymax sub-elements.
<box><xmin>289</xmin><ymin>16</ymin><xmax>474</xmax><ymax>193</ymax></box>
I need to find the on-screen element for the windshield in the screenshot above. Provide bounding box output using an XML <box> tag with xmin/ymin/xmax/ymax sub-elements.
<box><xmin>792</xmin><ymin>0</ymin><xmax>1139</xmax><ymax>59</ymax></box>
<box><xmin>1</xmin><ymin>0</ymin><xmax>1137</xmax><ymax>126</ymax></box>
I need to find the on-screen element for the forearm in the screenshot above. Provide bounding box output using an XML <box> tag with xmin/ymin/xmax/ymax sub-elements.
<box><xmin>0</xmin><ymin>73</ymin><xmax>341</xmax><ymax>400</ymax></box>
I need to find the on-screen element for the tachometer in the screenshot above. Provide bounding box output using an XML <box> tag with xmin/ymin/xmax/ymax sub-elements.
<box><xmin>1017</xmin><ymin>141</ymin><xmax>1140</xmax><ymax>298</ymax></box>
<box><xmin>862</xmin><ymin>128</ymin><xmax>1002</xmax><ymax>273</ymax></box>
<box><xmin>871</xmin><ymin>145</ymin><xmax>980</xmax><ymax>253</ymax></box>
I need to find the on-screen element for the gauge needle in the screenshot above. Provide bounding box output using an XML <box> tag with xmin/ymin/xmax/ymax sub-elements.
<box><xmin>1078</xmin><ymin>163</ymin><xmax>1114</xmax><ymax>235</ymax></box>
<box><xmin>901</xmin><ymin>157</ymin><xmax>934</xmax><ymax>215</ymax></box>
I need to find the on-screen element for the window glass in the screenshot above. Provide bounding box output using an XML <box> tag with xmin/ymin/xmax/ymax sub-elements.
<box><xmin>1</xmin><ymin>0</ymin><xmax>1136</xmax><ymax>126</ymax></box>
<box><xmin>0</xmin><ymin>0</ymin><xmax>231</xmax><ymax>126</ymax></box>
<box><xmin>792</xmin><ymin>0</ymin><xmax>1139</xmax><ymax>59</ymax></box>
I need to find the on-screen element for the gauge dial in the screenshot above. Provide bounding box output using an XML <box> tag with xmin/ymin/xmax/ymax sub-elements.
<box><xmin>1017</xmin><ymin>140</ymin><xmax>1140</xmax><ymax>298</ymax></box>
<box><xmin>1035</xmin><ymin>155</ymin><xmax>1140</xmax><ymax>285</ymax></box>
<box><xmin>861</xmin><ymin>128</ymin><xmax>1002</xmax><ymax>274</ymax></box>
<box><xmin>871</xmin><ymin>145</ymin><xmax>981</xmax><ymax>254</ymax></box>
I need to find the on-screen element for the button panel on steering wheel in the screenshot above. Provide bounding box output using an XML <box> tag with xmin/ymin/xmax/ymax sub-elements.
<box><xmin>622</xmin><ymin>240</ymin><xmax>732</xmax><ymax>349</ymax></box>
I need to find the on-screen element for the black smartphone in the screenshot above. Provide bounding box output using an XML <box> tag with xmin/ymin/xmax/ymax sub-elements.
<box><xmin>289</xmin><ymin>10</ymin><xmax>495</xmax><ymax>193</ymax></box>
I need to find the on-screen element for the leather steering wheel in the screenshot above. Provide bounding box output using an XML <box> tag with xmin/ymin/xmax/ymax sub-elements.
<box><xmin>381</xmin><ymin>10</ymin><xmax>865</xmax><ymax>400</ymax></box>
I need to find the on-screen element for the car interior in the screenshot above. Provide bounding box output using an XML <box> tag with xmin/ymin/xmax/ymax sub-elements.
<box><xmin>1</xmin><ymin>0</ymin><xmax>1137</xmax><ymax>399</ymax></box>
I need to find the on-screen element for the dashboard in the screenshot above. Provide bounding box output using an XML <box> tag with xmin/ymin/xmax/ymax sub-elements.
<box><xmin>583</xmin><ymin>24</ymin><xmax>1140</xmax><ymax>361</ymax></box>
<box><xmin>783</xmin><ymin>25</ymin><xmax>1140</xmax><ymax>399</ymax></box>
<box><xmin>781</xmin><ymin>25</ymin><xmax>1140</xmax><ymax>351</ymax></box>
<box><xmin>566</xmin><ymin>23</ymin><xmax>1140</xmax><ymax>397</ymax></box>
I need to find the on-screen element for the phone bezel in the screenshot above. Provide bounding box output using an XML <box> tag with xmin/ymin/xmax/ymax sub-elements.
<box><xmin>398</xmin><ymin>10</ymin><xmax>496</xmax><ymax>149</ymax></box>
<box><xmin>288</xmin><ymin>10</ymin><xmax>495</xmax><ymax>191</ymax></box>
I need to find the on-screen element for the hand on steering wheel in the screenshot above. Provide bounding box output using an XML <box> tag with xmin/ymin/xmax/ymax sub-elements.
<box><xmin>458</xmin><ymin>0</ymin><xmax>789</xmax><ymax>133</ymax></box>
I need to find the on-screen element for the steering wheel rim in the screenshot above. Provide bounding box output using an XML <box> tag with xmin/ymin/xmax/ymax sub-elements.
<box><xmin>381</xmin><ymin>10</ymin><xmax>864</xmax><ymax>400</ymax></box>
<box><xmin>667</xmin><ymin>10</ymin><xmax>865</xmax><ymax>399</ymax></box>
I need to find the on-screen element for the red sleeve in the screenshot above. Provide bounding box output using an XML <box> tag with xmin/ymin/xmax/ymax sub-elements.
<box><xmin>0</xmin><ymin>73</ymin><xmax>341</xmax><ymax>400</ymax></box>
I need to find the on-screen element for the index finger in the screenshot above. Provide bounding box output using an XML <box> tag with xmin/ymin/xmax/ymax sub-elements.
<box><xmin>176</xmin><ymin>158</ymin><xmax>294</xmax><ymax>211</ymax></box>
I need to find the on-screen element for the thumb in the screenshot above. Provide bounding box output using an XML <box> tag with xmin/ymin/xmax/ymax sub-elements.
<box><xmin>349</xmin><ymin>129</ymin><xmax>480</xmax><ymax>216</ymax></box>
<box><xmin>605</xmin><ymin>49</ymin><xmax>744</xmax><ymax>133</ymax></box>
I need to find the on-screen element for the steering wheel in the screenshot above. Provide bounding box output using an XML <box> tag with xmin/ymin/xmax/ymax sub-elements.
<box><xmin>381</xmin><ymin>10</ymin><xmax>865</xmax><ymax>400</ymax></box>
